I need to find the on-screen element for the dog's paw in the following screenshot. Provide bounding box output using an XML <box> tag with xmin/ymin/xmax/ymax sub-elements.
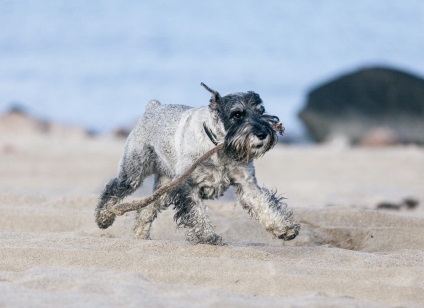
<box><xmin>95</xmin><ymin>208</ymin><xmax>116</xmax><ymax>229</ymax></box>
<box><xmin>274</xmin><ymin>223</ymin><xmax>300</xmax><ymax>241</ymax></box>
<box><xmin>207</xmin><ymin>233</ymin><xmax>224</xmax><ymax>245</ymax></box>
<box><xmin>187</xmin><ymin>231</ymin><xmax>224</xmax><ymax>245</ymax></box>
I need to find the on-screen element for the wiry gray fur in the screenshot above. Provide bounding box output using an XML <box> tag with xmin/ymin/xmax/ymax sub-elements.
<box><xmin>95</xmin><ymin>84</ymin><xmax>300</xmax><ymax>245</ymax></box>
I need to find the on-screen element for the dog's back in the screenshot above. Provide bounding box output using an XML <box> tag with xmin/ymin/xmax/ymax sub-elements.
<box><xmin>124</xmin><ymin>101</ymin><xmax>217</xmax><ymax>178</ymax></box>
<box><xmin>132</xmin><ymin>101</ymin><xmax>191</xmax><ymax>146</ymax></box>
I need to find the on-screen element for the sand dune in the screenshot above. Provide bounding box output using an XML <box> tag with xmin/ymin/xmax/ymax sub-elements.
<box><xmin>1</xmin><ymin>134</ymin><xmax>423</xmax><ymax>307</ymax></box>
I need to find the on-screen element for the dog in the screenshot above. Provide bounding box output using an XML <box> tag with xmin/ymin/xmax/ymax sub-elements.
<box><xmin>95</xmin><ymin>83</ymin><xmax>300</xmax><ymax>245</ymax></box>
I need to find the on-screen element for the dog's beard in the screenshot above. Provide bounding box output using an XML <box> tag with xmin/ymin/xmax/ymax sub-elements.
<box><xmin>224</xmin><ymin>123</ymin><xmax>277</xmax><ymax>162</ymax></box>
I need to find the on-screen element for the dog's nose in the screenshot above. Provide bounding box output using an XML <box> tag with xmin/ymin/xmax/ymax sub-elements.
<box><xmin>256</xmin><ymin>132</ymin><xmax>267</xmax><ymax>140</ymax></box>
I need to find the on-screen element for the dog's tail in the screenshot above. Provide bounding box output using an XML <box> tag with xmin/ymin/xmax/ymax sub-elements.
<box><xmin>146</xmin><ymin>99</ymin><xmax>161</xmax><ymax>111</ymax></box>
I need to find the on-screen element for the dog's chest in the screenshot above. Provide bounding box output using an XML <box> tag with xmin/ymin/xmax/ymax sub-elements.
<box><xmin>192</xmin><ymin>161</ymin><xmax>232</xmax><ymax>200</ymax></box>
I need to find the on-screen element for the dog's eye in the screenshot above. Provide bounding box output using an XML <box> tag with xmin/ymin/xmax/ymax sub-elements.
<box><xmin>231</xmin><ymin>111</ymin><xmax>244</xmax><ymax>119</ymax></box>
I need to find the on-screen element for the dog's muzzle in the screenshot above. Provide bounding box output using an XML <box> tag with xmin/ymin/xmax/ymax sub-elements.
<box><xmin>224</xmin><ymin>126</ymin><xmax>277</xmax><ymax>162</ymax></box>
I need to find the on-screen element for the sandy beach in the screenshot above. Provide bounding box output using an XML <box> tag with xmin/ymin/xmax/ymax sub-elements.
<box><xmin>1</xmin><ymin>128</ymin><xmax>423</xmax><ymax>307</ymax></box>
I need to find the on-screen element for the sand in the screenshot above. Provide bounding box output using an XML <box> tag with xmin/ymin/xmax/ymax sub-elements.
<box><xmin>1</xmin><ymin>130</ymin><xmax>423</xmax><ymax>307</ymax></box>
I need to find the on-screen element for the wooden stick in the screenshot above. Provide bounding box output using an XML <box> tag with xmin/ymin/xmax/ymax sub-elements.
<box><xmin>109</xmin><ymin>142</ymin><xmax>225</xmax><ymax>216</ymax></box>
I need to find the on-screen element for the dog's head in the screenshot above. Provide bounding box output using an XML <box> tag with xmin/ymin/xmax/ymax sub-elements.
<box><xmin>201</xmin><ymin>83</ymin><xmax>281</xmax><ymax>162</ymax></box>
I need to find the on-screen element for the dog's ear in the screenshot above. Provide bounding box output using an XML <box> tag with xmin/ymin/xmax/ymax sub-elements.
<box><xmin>200</xmin><ymin>82</ymin><xmax>221</xmax><ymax>110</ymax></box>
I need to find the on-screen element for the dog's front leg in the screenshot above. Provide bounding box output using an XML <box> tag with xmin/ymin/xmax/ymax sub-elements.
<box><xmin>171</xmin><ymin>181</ymin><xmax>223</xmax><ymax>245</ymax></box>
<box><xmin>232</xmin><ymin>168</ymin><xmax>300</xmax><ymax>241</ymax></box>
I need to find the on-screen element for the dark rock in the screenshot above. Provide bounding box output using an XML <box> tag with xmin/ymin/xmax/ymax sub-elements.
<box><xmin>112</xmin><ymin>127</ymin><xmax>131</xmax><ymax>138</ymax></box>
<box><xmin>299</xmin><ymin>66</ymin><xmax>424</xmax><ymax>143</ymax></box>
<box><xmin>403</xmin><ymin>198</ymin><xmax>419</xmax><ymax>209</ymax></box>
<box><xmin>376</xmin><ymin>202</ymin><xmax>401</xmax><ymax>210</ymax></box>
<box><xmin>376</xmin><ymin>198</ymin><xmax>419</xmax><ymax>210</ymax></box>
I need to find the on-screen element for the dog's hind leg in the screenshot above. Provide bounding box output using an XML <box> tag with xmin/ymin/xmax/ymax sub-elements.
<box><xmin>133</xmin><ymin>173</ymin><xmax>171</xmax><ymax>239</ymax></box>
<box><xmin>95</xmin><ymin>145</ymin><xmax>156</xmax><ymax>229</ymax></box>
<box><xmin>172</xmin><ymin>181</ymin><xmax>223</xmax><ymax>245</ymax></box>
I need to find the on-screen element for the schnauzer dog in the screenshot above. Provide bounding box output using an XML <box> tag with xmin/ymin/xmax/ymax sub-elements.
<box><xmin>95</xmin><ymin>83</ymin><xmax>300</xmax><ymax>245</ymax></box>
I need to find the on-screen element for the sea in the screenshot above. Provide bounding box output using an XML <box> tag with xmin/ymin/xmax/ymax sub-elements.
<box><xmin>1</xmin><ymin>0</ymin><xmax>424</xmax><ymax>137</ymax></box>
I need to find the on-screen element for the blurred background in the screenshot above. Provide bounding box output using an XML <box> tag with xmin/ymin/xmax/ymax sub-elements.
<box><xmin>1</xmin><ymin>0</ymin><xmax>424</xmax><ymax>142</ymax></box>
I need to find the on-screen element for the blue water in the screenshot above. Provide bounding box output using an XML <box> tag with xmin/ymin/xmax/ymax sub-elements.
<box><xmin>1</xmin><ymin>1</ymin><xmax>424</xmax><ymax>136</ymax></box>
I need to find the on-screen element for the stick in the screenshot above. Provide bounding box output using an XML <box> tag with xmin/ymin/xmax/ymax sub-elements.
<box><xmin>109</xmin><ymin>120</ymin><xmax>284</xmax><ymax>216</ymax></box>
<box><xmin>109</xmin><ymin>143</ymin><xmax>225</xmax><ymax>216</ymax></box>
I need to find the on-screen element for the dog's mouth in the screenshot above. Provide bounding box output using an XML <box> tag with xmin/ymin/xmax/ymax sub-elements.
<box><xmin>224</xmin><ymin>131</ymin><xmax>276</xmax><ymax>162</ymax></box>
<box><xmin>253</xmin><ymin>143</ymin><xmax>263</xmax><ymax>149</ymax></box>
<box><xmin>251</xmin><ymin>138</ymin><xmax>266</xmax><ymax>149</ymax></box>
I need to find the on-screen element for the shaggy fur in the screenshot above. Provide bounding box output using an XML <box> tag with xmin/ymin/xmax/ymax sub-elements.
<box><xmin>95</xmin><ymin>84</ymin><xmax>300</xmax><ymax>244</ymax></box>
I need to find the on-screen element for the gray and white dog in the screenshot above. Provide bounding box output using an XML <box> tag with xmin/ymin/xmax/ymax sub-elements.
<box><xmin>95</xmin><ymin>83</ymin><xmax>300</xmax><ymax>245</ymax></box>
